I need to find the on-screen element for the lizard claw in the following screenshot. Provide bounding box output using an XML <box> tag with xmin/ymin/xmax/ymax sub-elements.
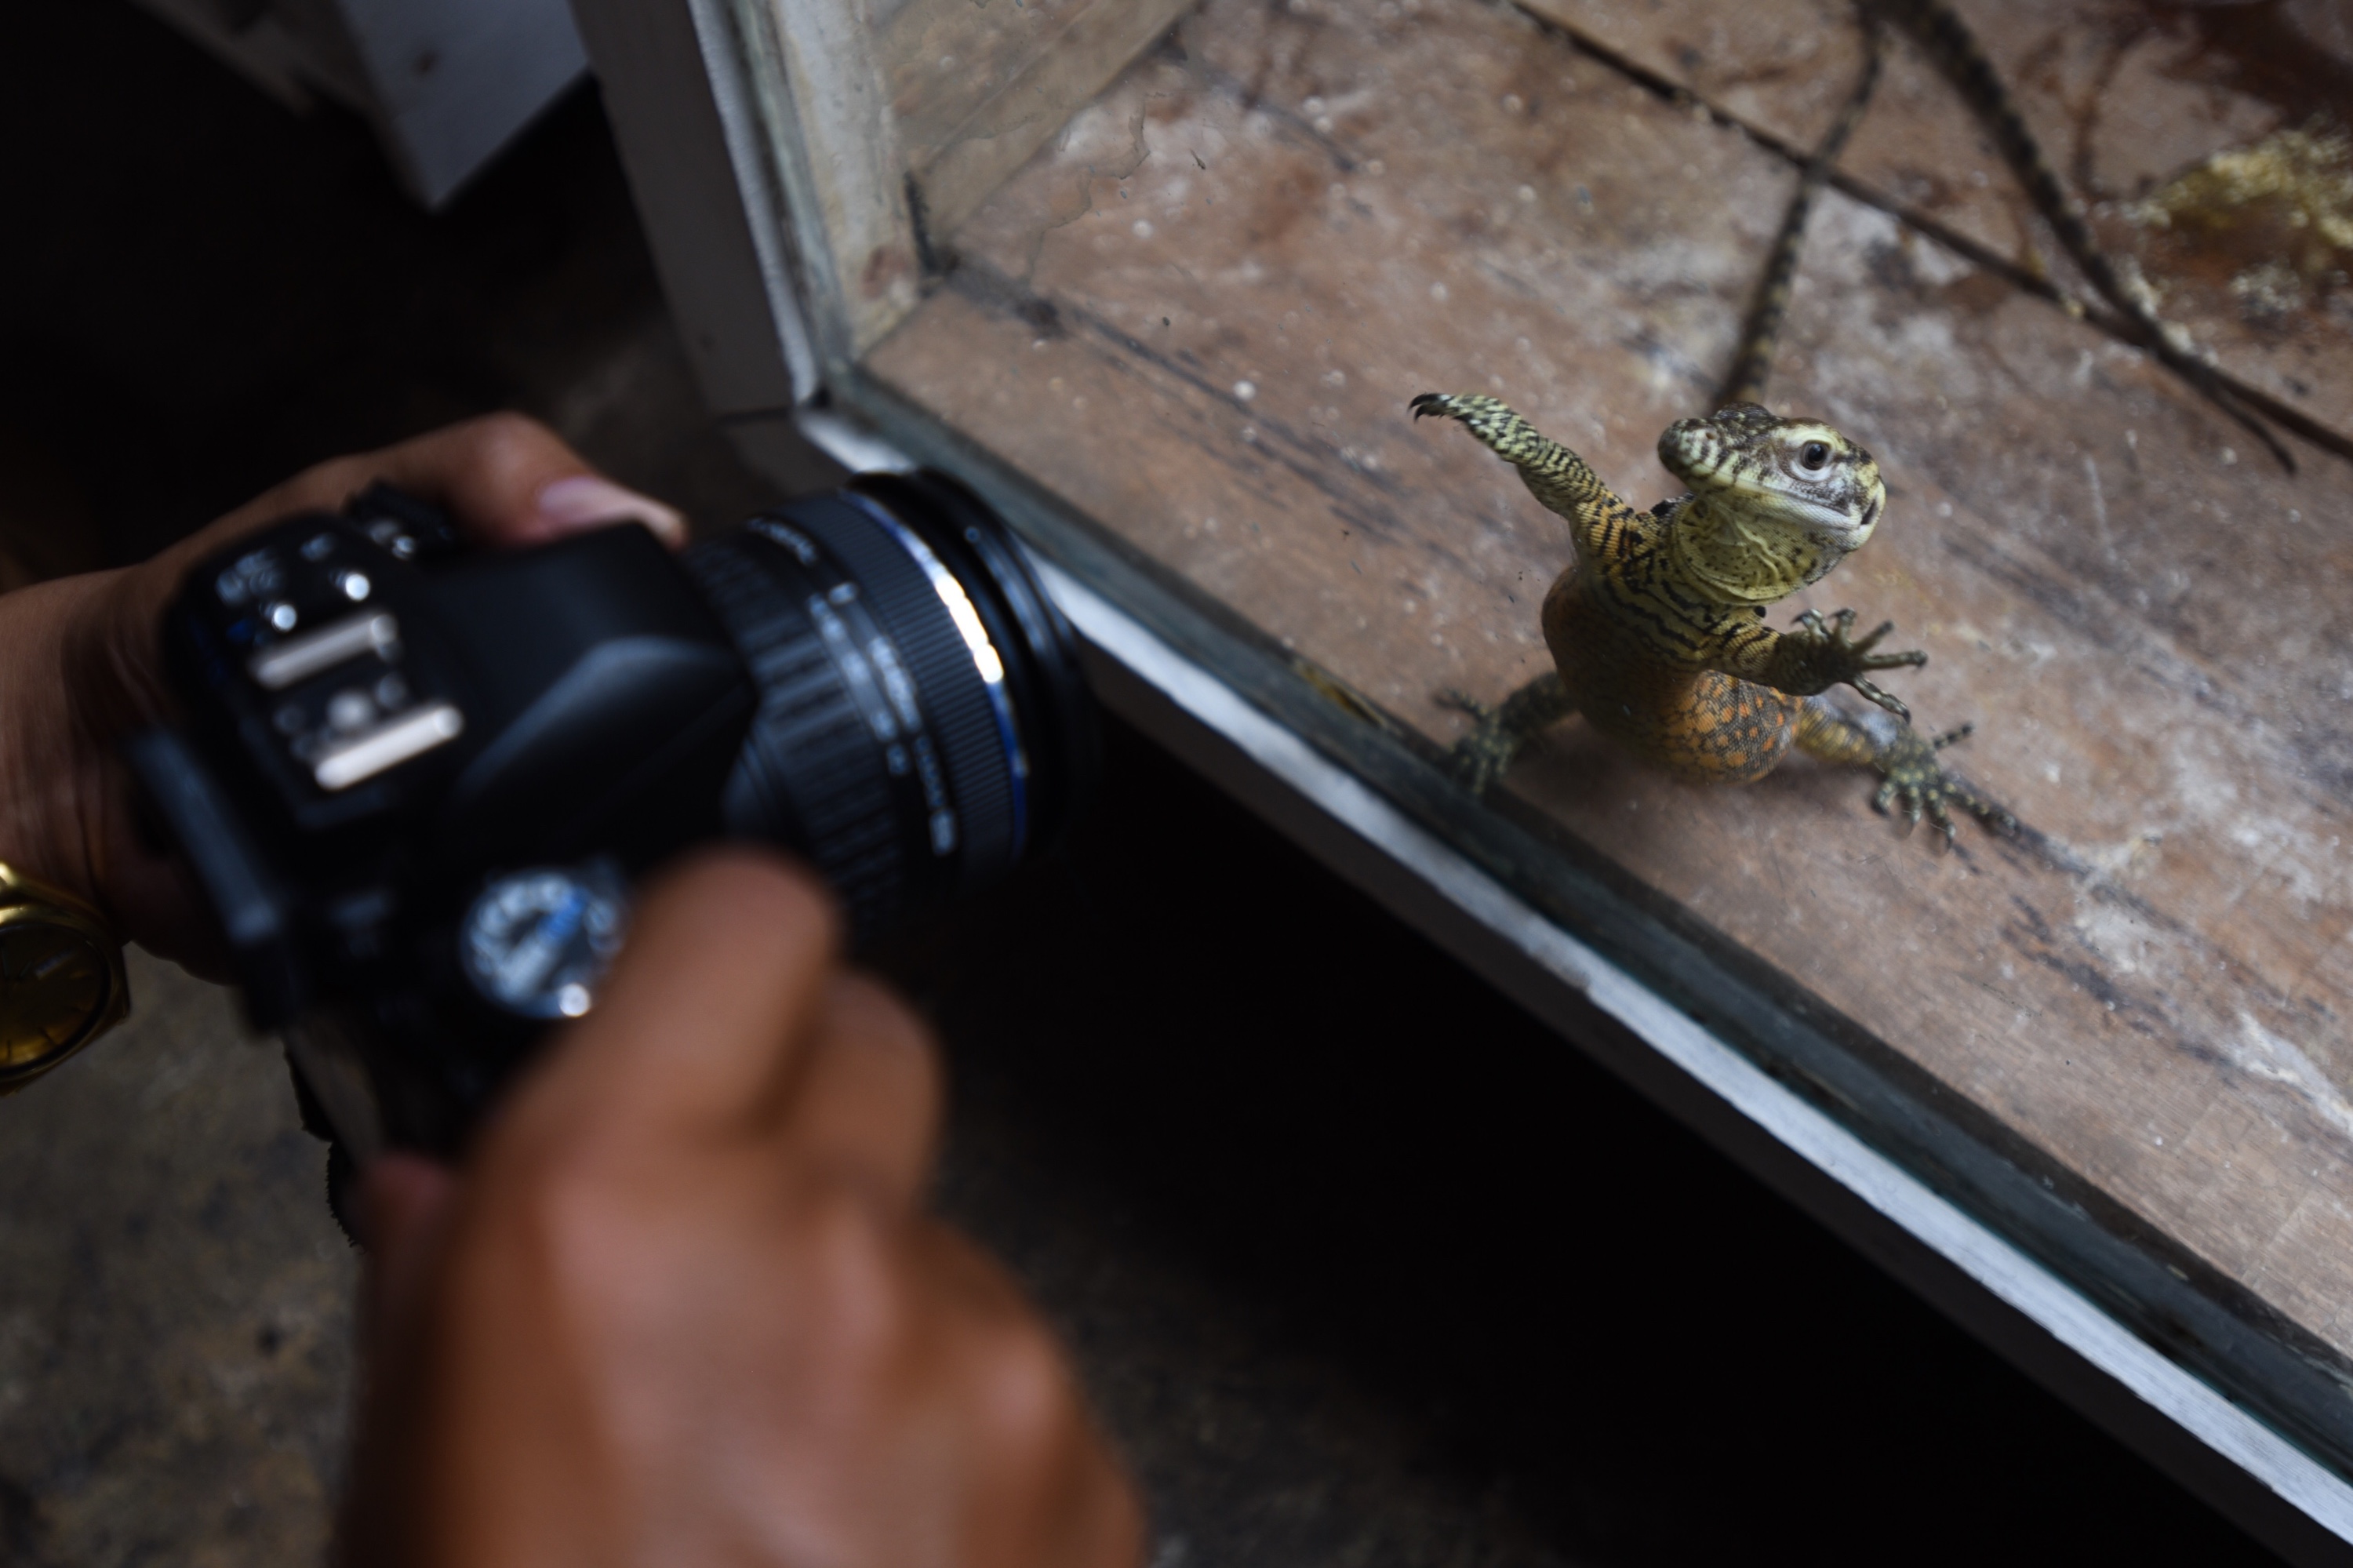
<box><xmin>1437</xmin><ymin>687</ymin><xmax>1515</xmax><ymax>794</ymax></box>
<box><xmin>1866</xmin><ymin>722</ymin><xmax>2015</xmax><ymax>846</ymax></box>
<box><xmin>1436</xmin><ymin>686</ymin><xmax>1495</xmax><ymax>720</ymax></box>
<box><xmin>1792</xmin><ymin>606</ymin><xmax>1927</xmax><ymax>710</ymax></box>
<box><xmin>1411</xmin><ymin>391</ymin><xmax>1494</xmax><ymax>422</ymax></box>
<box><xmin>1435</xmin><ymin>674</ymin><xmax>1574</xmax><ymax>797</ymax></box>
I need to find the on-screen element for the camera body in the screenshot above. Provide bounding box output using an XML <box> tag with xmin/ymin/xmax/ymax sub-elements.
<box><xmin>130</xmin><ymin>477</ymin><xmax>1091</xmax><ymax>1162</ymax></box>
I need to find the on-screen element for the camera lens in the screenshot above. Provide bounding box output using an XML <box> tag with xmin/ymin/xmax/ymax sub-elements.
<box><xmin>681</xmin><ymin>471</ymin><xmax>1095</xmax><ymax>934</ymax></box>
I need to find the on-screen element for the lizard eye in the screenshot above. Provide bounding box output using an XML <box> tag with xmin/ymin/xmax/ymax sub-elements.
<box><xmin>1796</xmin><ymin>440</ymin><xmax>1833</xmax><ymax>475</ymax></box>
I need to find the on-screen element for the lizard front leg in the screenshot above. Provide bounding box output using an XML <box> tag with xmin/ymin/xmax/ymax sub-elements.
<box><xmin>1413</xmin><ymin>393</ymin><xmax>1622</xmax><ymax>795</ymax></box>
<box><xmin>1718</xmin><ymin>606</ymin><xmax>1928</xmax><ymax>719</ymax></box>
<box><xmin>1795</xmin><ymin>698</ymin><xmax>2014</xmax><ymax>842</ymax></box>
<box><xmin>1409</xmin><ymin>393</ymin><xmax>1640</xmax><ymax>557</ymax></box>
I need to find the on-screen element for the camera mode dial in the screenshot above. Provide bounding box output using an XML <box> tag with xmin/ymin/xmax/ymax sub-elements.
<box><xmin>458</xmin><ymin>863</ymin><xmax>629</xmax><ymax>1020</ymax></box>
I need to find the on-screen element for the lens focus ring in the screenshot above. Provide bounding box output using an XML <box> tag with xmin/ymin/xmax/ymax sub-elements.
<box><xmin>682</xmin><ymin>535</ymin><xmax>913</xmax><ymax>930</ymax></box>
<box><xmin>791</xmin><ymin>497</ymin><xmax>1018</xmax><ymax>889</ymax></box>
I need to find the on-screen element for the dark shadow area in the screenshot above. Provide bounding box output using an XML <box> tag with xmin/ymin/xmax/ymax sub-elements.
<box><xmin>879</xmin><ymin>715</ymin><xmax>2287</xmax><ymax>1566</ymax></box>
<box><xmin>0</xmin><ymin>2</ymin><xmax>802</xmax><ymax>565</ymax></box>
<box><xmin>0</xmin><ymin>2</ymin><xmax>2293</xmax><ymax>1563</ymax></box>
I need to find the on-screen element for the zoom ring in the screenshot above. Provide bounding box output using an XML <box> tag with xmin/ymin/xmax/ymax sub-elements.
<box><xmin>792</xmin><ymin>497</ymin><xmax>1016</xmax><ymax>890</ymax></box>
<box><xmin>682</xmin><ymin>537</ymin><xmax>910</xmax><ymax>932</ymax></box>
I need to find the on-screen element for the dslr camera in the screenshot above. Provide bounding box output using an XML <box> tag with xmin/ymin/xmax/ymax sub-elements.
<box><xmin>129</xmin><ymin>472</ymin><xmax>1093</xmax><ymax>1178</ymax></box>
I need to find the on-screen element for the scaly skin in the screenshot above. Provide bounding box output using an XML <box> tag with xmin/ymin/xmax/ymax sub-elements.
<box><xmin>1416</xmin><ymin>393</ymin><xmax>2014</xmax><ymax>842</ymax></box>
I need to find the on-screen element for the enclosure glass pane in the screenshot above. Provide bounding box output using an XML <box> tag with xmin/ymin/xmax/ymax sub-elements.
<box><xmin>835</xmin><ymin>0</ymin><xmax>2353</xmax><ymax>1465</ymax></box>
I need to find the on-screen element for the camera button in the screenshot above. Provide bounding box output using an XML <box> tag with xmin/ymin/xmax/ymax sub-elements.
<box><xmin>248</xmin><ymin>610</ymin><xmax>400</xmax><ymax>690</ymax></box>
<box><xmin>311</xmin><ymin>701</ymin><xmax>464</xmax><ymax>792</ymax></box>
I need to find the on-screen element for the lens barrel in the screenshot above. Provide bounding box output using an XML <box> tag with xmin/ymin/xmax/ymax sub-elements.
<box><xmin>682</xmin><ymin>471</ymin><xmax>1093</xmax><ymax>934</ymax></box>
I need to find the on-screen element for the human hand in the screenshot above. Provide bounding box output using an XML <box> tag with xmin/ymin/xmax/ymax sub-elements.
<box><xmin>340</xmin><ymin>850</ymin><xmax>1144</xmax><ymax>1568</ymax></box>
<box><xmin>0</xmin><ymin>414</ymin><xmax>685</xmax><ymax>971</ymax></box>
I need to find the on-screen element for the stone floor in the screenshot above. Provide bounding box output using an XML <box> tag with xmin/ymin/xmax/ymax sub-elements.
<box><xmin>0</xmin><ymin>957</ymin><xmax>352</xmax><ymax>1566</ymax></box>
<box><xmin>0</xmin><ymin>4</ymin><xmax>2295</xmax><ymax>1563</ymax></box>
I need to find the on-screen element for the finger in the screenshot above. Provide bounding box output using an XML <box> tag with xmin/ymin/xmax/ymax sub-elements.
<box><xmin>102</xmin><ymin>417</ymin><xmax>688</xmax><ymax>721</ymax></box>
<box><xmin>505</xmin><ymin>848</ymin><xmax>843</xmax><ymax>1155</ymax></box>
<box><xmin>367</xmin><ymin>415</ymin><xmax>687</xmax><ymax>550</ymax></box>
<box><xmin>913</xmin><ymin>1226</ymin><xmax>1148</xmax><ymax>1567</ymax></box>
<box><xmin>777</xmin><ymin>973</ymin><xmax>944</xmax><ymax>1213</ymax></box>
<box><xmin>220</xmin><ymin>413</ymin><xmax>686</xmax><ymax>551</ymax></box>
<box><xmin>140</xmin><ymin>415</ymin><xmax>682</xmax><ymax>602</ymax></box>
<box><xmin>340</xmin><ymin>1155</ymin><xmax>461</xmax><ymax>1568</ymax></box>
<box><xmin>360</xmin><ymin>1152</ymin><xmax>463</xmax><ymax>1328</ymax></box>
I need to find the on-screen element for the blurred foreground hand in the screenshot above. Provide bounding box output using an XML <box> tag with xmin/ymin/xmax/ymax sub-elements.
<box><xmin>2</xmin><ymin>414</ymin><xmax>1138</xmax><ymax>1561</ymax></box>
<box><xmin>341</xmin><ymin>851</ymin><xmax>1144</xmax><ymax>1568</ymax></box>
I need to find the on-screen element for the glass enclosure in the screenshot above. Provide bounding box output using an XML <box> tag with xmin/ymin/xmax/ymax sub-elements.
<box><xmin>620</xmin><ymin>0</ymin><xmax>2353</xmax><ymax>1497</ymax></box>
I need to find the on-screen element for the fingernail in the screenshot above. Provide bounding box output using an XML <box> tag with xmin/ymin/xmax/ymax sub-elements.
<box><xmin>534</xmin><ymin>475</ymin><xmax>688</xmax><ymax>547</ymax></box>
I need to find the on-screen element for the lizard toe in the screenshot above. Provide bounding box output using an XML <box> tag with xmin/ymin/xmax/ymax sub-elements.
<box><xmin>1436</xmin><ymin>686</ymin><xmax>1493</xmax><ymax>720</ymax></box>
<box><xmin>1850</xmin><ymin>677</ymin><xmax>1912</xmax><ymax>721</ymax></box>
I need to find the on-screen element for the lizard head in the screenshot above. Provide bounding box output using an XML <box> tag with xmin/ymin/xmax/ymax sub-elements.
<box><xmin>1654</xmin><ymin>403</ymin><xmax>1888</xmax><ymax>606</ymax></box>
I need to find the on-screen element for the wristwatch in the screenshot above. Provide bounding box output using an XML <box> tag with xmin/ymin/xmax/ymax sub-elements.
<box><xmin>0</xmin><ymin>863</ymin><xmax>129</xmax><ymax>1095</ymax></box>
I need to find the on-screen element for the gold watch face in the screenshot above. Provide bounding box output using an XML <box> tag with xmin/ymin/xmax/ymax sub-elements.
<box><xmin>0</xmin><ymin>922</ymin><xmax>111</xmax><ymax>1073</ymax></box>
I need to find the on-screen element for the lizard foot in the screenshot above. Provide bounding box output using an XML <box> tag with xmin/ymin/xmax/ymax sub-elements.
<box><xmin>1869</xmin><ymin>722</ymin><xmax>2017</xmax><ymax>845</ymax></box>
<box><xmin>1791</xmin><ymin>607</ymin><xmax>1927</xmax><ymax>721</ymax></box>
<box><xmin>1438</xmin><ymin>688</ymin><xmax>1526</xmax><ymax>795</ymax></box>
<box><xmin>1436</xmin><ymin>672</ymin><xmax>1574</xmax><ymax>796</ymax></box>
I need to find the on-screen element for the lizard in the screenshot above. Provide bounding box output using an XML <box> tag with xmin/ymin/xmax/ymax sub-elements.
<box><xmin>1391</xmin><ymin>5</ymin><xmax>2083</xmax><ymax>840</ymax></box>
<box><xmin>1409</xmin><ymin>392</ymin><xmax>2013</xmax><ymax>842</ymax></box>
<box><xmin>1388</xmin><ymin>2</ymin><xmax>2296</xmax><ymax>833</ymax></box>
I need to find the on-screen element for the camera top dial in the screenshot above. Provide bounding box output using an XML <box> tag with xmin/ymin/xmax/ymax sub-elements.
<box><xmin>458</xmin><ymin>863</ymin><xmax>629</xmax><ymax>1020</ymax></box>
